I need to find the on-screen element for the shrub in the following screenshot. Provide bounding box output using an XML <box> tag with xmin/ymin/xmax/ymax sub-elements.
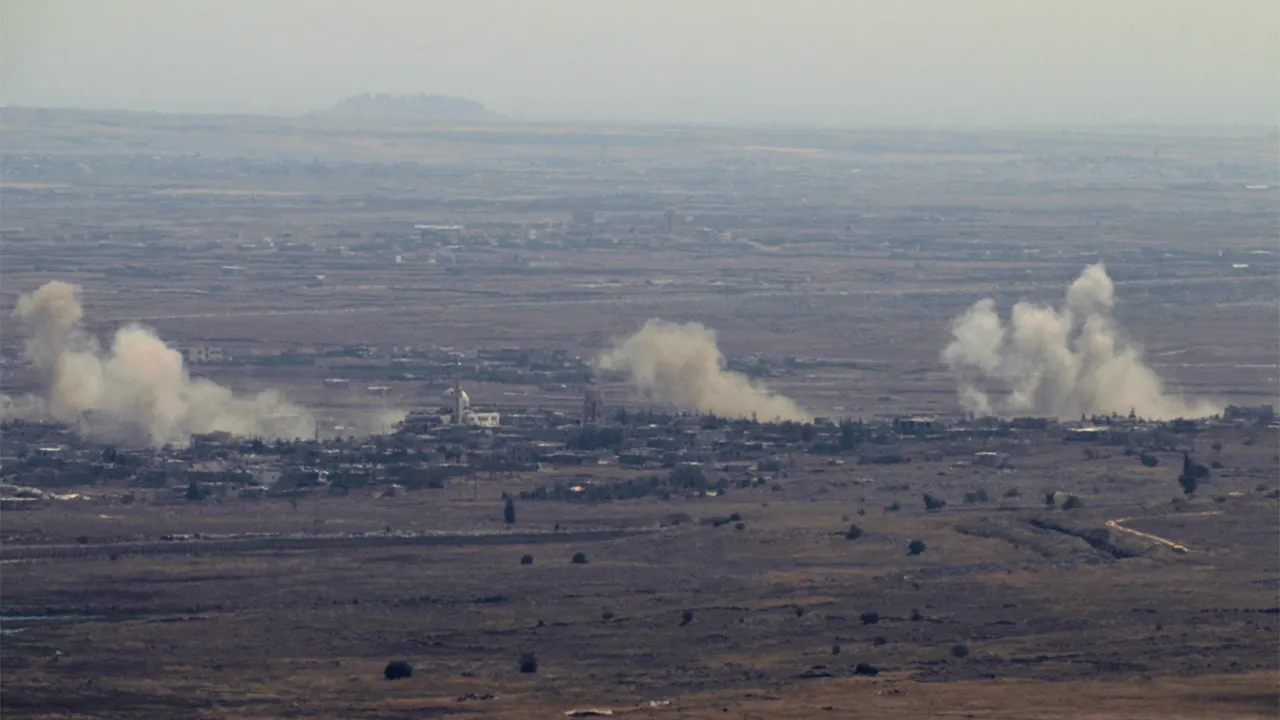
<box><xmin>601</xmin><ymin>611</ymin><xmax>615</xmax><ymax>621</ymax></box>
<box><xmin>951</xmin><ymin>644</ymin><xmax>970</xmax><ymax>659</ymax></box>
<box><xmin>503</xmin><ymin>497</ymin><xmax>516</xmax><ymax>525</ymax></box>
<box><xmin>1211</xmin><ymin>442</ymin><xmax>1222</xmax><ymax>452</ymax></box>
<box><xmin>680</xmin><ymin>610</ymin><xmax>694</xmax><ymax>626</ymax></box>
<box><xmin>571</xmin><ymin>552</ymin><xmax>588</xmax><ymax>564</ymax></box>
<box><xmin>734</xmin><ymin>522</ymin><xmax>746</xmax><ymax>531</ymax></box>
<box><xmin>518</xmin><ymin>652</ymin><xmax>538</xmax><ymax>674</ymax></box>
<box><xmin>872</xmin><ymin>636</ymin><xmax>887</xmax><ymax>646</ymax></box>
<box><xmin>520</xmin><ymin>554</ymin><xmax>534</xmax><ymax>565</ymax></box>
<box><xmin>831</xmin><ymin>644</ymin><xmax>841</xmax><ymax>655</ymax></box>
<box><xmin>885</xmin><ymin>501</ymin><xmax>901</xmax><ymax>513</ymax></box>
<box><xmin>728</xmin><ymin>512</ymin><xmax>742</xmax><ymax>522</ymax></box>
<box><xmin>853</xmin><ymin>663</ymin><xmax>879</xmax><ymax>676</ymax></box>
<box><xmin>910</xmin><ymin>608</ymin><xmax>924</xmax><ymax>622</ymax></box>
<box><xmin>923</xmin><ymin>493</ymin><xmax>947</xmax><ymax>512</ymax></box>
<box><xmin>1256</xmin><ymin>484</ymin><xmax>1268</xmax><ymax>493</ymax></box>
<box><xmin>1003</xmin><ymin>487</ymin><xmax>1020</xmax><ymax>498</ymax></box>
<box><xmin>1044</xmin><ymin>492</ymin><xmax>1056</xmax><ymax>506</ymax></box>
<box><xmin>1061</xmin><ymin>495</ymin><xmax>1084</xmax><ymax>510</ymax></box>
<box><xmin>859</xmin><ymin>612</ymin><xmax>880</xmax><ymax>626</ymax></box>
<box><xmin>384</xmin><ymin>661</ymin><xmax>413</xmax><ymax>680</ymax></box>
<box><xmin>795</xmin><ymin>607</ymin><xmax>806</xmax><ymax>618</ymax></box>
<box><xmin>1210</xmin><ymin>461</ymin><xmax>1223</xmax><ymax>469</ymax></box>
<box><xmin>845</xmin><ymin>524</ymin><xmax>865</xmax><ymax>541</ymax></box>
<box><xmin>1140</xmin><ymin>453</ymin><xmax>1159</xmax><ymax>468</ymax></box>
<box><xmin>907</xmin><ymin>540</ymin><xmax>927</xmax><ymax>556</ymax></box>
<box><xmin>1178</xmin><ymin>473</ymin><xmax>1197</xmax><ymax>497</ymax></box>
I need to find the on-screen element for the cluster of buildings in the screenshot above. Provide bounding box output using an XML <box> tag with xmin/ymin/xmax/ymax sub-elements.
<box><xmin>2</xmin><ymin>390</ymin><xmax>1273</xmax><ymax>509</ymax></box>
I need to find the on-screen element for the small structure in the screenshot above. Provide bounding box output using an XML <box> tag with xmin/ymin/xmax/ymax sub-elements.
<box><xmin>973</xmin><ymin>451</ymin><xmax>1010</xmax><ymax>468</ymax></box>
<box><xmin>582</xmin><ymin>386</ymin><xmax>603</xmax><ymax>426</ymax></box>
<box><xmin>894</xmin><ymin>416</ymin><xmax>943</xmax><ymax>435</ymax></box>
<box><xmin>1065</xmin><ymin>426</ymin><xmax>1108</xmax><ymax>442</ymax></box>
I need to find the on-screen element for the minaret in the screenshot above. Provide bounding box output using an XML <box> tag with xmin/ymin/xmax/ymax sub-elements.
<box><xmin>453</xmin><ymin>358</ymin><xmax>463</xmax><ymax>425</ymax></box>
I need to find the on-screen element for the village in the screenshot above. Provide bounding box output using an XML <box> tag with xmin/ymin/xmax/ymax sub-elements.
<box><xmin>3</xmin><ymin>378</ymin><xmax>1273</xmax><ymax>512</ymax></box>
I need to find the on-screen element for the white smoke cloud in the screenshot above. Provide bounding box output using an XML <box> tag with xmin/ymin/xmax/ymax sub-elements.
<box><xmin>5</xmin><ymin>281</ymin><xmax>314</xmax><ymax>446</ymax></box>
<box><xmin>942</xmin><ymin>264</ymin><xmax>1222</xmax><ymax>420</ymax></box>
<box><xmin>597</xmin><ymin>318</ymin><xmax>811</xmax><ymax>422</ymax></box>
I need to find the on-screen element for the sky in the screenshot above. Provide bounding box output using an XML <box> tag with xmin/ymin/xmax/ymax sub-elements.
<box><xmin>3</xmin><ymin>0</ymin><xmax>1277</xmax><ymax>127</ymax></box>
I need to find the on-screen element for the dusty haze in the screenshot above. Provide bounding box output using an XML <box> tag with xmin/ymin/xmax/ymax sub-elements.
<box><xmin>598</xmin><ymin>319</ymin><xmax>811</xmax><ymax>423</ymax></box>
<box><xmin>4</xmin><ymin>281</ymin><xmax>315</xmax><ymax>447</ymax></box>
<box><xmin>3</xmin><ymin>0</ymin><xmax>1276</xmax><ymax>126</ymax></box>
<box><xmin>941</xmin><ymin>264</ymin><xmax>1224</xmax><ymax>421</ymax></box>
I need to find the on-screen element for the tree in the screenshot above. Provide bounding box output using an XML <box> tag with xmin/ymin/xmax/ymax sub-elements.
<box><xmin>845</xmin><ymin>524</ymin><xmax>865</xmax><ymax>541</ymax></box>
<box><xmin>1178</xmin><ymin>472</ymin><xmax>1198</xmax><ymax>497</ymax></box>
<box><xmin>923</xmin><ymin>493</ymin><xmax>947</xmax><ymax>512</ymax></box>
<box><xmin>503</xmin><ymin>497</ymin><xmax>516</xmax><ymax>525</ymax></box>
<box><xmin>520</xmin><ymin>554</ymin><xmax>534</xmax><ymax>565</ymax></box>
<box><xmin>1179</xmin><ymin>451</ymin><xmax>1209</xmax><ymax>496</ymax></box>
<box><xmin>384</xmin><ymin>661</ymin><xmax>413</xmax><ymax>680</ymax></box>
<box><xmin>680</xmin><ymin>610</ymin><xmax>694</xmax><ymax>626</ymax></box>
<box><xmin>951</xmin><ymin>644</ymin><xmax>970</xmax><ymax>659</ymax></box>
<box><xmin>571</xmin><ymin>552</ymin><xmax>588</xmax><ymax>564</ymax></box>
<box><xmin>518</xmin><ymin>652</ymin><xmax>538</xmax><ymax>674</ymax></box>
<box><xmin>186</xmin><ymin>481</ymin><xmax>205</xmax><ymax>502</ymax></box>
<box><xmin>907</xmin><ymin>540</ymin><xmax>927</xmax><ymax>556</ymax></box>
<box><xmin>840</xmin><ymin>421</ymin><xmax>856</xmax><ymax>451</ymax></box>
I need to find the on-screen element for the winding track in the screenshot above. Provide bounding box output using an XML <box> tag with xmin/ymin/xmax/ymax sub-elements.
<box><xmin>1105</xmin><ymin>511</ymin><xmax>1223</xmax><ymax>554</ymax></box>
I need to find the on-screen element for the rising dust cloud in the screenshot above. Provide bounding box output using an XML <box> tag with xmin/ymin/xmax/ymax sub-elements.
<box><xmin>942</xmin><ymin>264</ymin><xmax>1221</xmax><ymax>421</ymax></box>
<box><xmin>4</xmin><ymin>281</ymin><xmax>314</xmax><ymax>447</ymax></box>
<box><xmin>598</xmin><ymin>319</ymin><xmax>811</xmax><ymax>422</ymax></box>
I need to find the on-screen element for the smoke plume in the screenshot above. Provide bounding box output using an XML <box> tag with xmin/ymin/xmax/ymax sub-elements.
<box><xmin>597</xmin><ymin>319</ymin><xmax>810</xmax><ymax>422</ymax></box>
<box><xmin>5</xmin><ymin>281</ymin><xmax>314</xmax><ymax>446</ymax></box>
<box><xmin>942</xmin><ymin>264</ymin><xmax>1221</xmax><ymax>420</ymax></box>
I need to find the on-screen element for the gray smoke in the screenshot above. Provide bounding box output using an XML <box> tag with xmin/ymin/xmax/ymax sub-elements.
<box><xmin>5</xmin><ymin>281</ymin><xmax>315</xmax><ymax>446</ymax></box>
<box><xmin>597</xmin><ymin>319</ymin><xmax>810</xmax><ymax>422</ymax></box>
<box><xmin>942</xmin><ymin>264</ymin><xmax>1221</xmax><ymax>420</ymax></box>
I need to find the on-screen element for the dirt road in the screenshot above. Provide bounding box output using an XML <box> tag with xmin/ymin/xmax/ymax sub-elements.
<box><xmin>1105</xmin><ymin>511</ymin><xmax>1223</xmax><ymax>553</ymax></box>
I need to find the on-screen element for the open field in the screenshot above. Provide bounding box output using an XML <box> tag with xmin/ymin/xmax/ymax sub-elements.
<box><xmin>1</xmin><ymin>109</ymin><xmax>1278</xmax><ymax>717</ymax></box>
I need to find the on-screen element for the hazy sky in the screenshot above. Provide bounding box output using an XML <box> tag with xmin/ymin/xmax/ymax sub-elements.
<box><xmin>3</xmin><ymin>0</ymin><xmax>1277</xmax><ymax>127</ymax></box>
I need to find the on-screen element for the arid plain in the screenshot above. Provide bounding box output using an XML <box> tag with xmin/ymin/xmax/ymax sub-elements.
<box><xmin>1</xmin><ymin>109</ymin><xmax>1277</xmax><ymax>718</ymax></box>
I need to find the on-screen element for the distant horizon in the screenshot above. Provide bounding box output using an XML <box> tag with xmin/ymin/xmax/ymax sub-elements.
<box><xmin>5</xmin><ymin>1</ymin><xmax>1276</xmax><ymax>130</ymax></box>
<box><xmin>3</xmin><ymin>101</ymin><xmax>1277</xmax><ymax>139</ymax></box>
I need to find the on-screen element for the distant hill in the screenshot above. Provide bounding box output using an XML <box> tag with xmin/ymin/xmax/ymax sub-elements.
<box><xmin>313</xmin><ymin>93</ymin><xmax>487</xmax><ymax>122</ymax></box>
